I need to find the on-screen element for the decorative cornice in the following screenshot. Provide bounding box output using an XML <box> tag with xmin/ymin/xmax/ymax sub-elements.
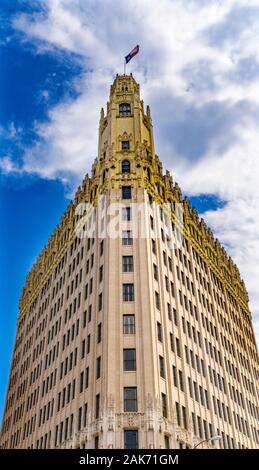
<box><xmin>18</xmin><ymin>75</ymin><xmax>250</xmax><ymax>322</ymax></box>
<box><xmin>18</xmin><ymin>152</ymin><xmax>250</xmax><ymax>323</ymax></box>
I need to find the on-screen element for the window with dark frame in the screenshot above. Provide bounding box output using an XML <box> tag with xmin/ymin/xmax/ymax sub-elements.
<box><xmin>157</xmin><ymin>322</ymin><xmax>163</xmax><ymax>342</ymax></box>
<box><xmin>122</xmin><ymin>186</ymin><xmax>132</xmax><ymax>199</ymax></box>
<box><xmin>121</xmin><ymin>160</ymin><xmax>131</xmax><ymax>173</ymax></box>
<box><xmin>97</xmin><ymin>323</ymin><xmax>102</xmax><ymax>343</ymax></box>
<box><xmin>123</xmin><ymin>349</ymin><xmax>136</xmax><ymax>371</ymax></box>
<box><xmin>159</xmin><ymin>355</ymin><xmax>165</xmax><ymax>378</ymax></box>
<box><xmin>123</xmin><ymin>283</ymin><xmax>134</xmax><ymax>301</ymax></box>
<box><xmin>122</xmin><ymin>207</ymin><xmax>132</xmax><ymax>221</ymax></box>
<box><xmin>122</xmin><ymin>230</ymin><xmax>133</xmax><ymax>245</ymax></box>
<box><xmin>161</xmin><ymin>393</ymin><xmax>167</xmax><ymax>418</ymax></box>
<box><xmin>123</xmin><ymin>314</ymin><xmax>135</xmax><ymax>334</ymax></box>
<box><xmin>122</xmin><ymin>256</ymin><xmax>134</xmax><ymax>272</ymax></box>
<box><xmin>124</xmin><ymin>430</ymin><xmax>138</xmax><ymax>449</ymax></box>
<box><xmin>95</xmin><ymin>394</ymin><xmax>100</xmax><ymax>419</ymax></box>
<box><xmin>124</xmin><ymin>387</ymin><xmax>137</xmax><ymax>412</ymax></box>
<box><xmin>119</xmin><ymin>103</ymin><xmax>131</xmax><ymax>116</ymax></box>
<box><xmin>96</xmin><ymin>357</ymin><xmax>101</xmax><ymax>379</ymax></box>
<box><xmin>121</xmin><ymin>140</ymin><xmax>130</xmax><ymax>150</ymax></box>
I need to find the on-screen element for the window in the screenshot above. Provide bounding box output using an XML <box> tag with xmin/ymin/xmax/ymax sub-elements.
<box><xmin>123</xmin><ymin>283</ymin><xmax>134</xmax><ymax>301</ymax></box>
<box><xmin>153</xmin><ymin>264</ymin><xmax>158</xmax><ymax>281</ymax></box>
<box><xmin>165</xmin><ymin>435</ymin><xmax>170</xmax><ymax>449</ymax></box>
<box><xmin>197</xmin><ymin>416</ymin><xmax>203</xmax><ymax>438</ymax></box>
<box><xmin>96</xmin><ymin>357</ymin><xmax>101</xmax><ymax>379</ymax></box>
<box><xmin>97</xmin><ymin>323</ymin><xmax>102</xmax><ymax>343</ymax></box>
<box><xmin>99</xmin><ymin>266</ymin><xmax>103</xmax><ymax>282</ymax></box>
<box><xmin>121</xmin><ymin>140</ymin><xmax>130</xmax><ymax>150</ymax></box>
<box><xmin>124</xmin><ymin>430</ymin><xmax>138</xmax><ymax>449</ymax></box>
<box><xmin>119</xmin><ymin>103</ymin><xmax>131</xmax><ymax>116</ymax></box>
<box><xmin>122</xmin><ymin>230</ymin><xmax>133</xmax><ymax>245</ymax></box>
<box><xmin>65</xmin><ymin>417</ymin><xmax>69</xmax><ymax>440</ymax></box>
<box><xmin>95</xmin><ymin>394</ymin><xmax>100</xmax><ymax>419</ymax></box>
<box><xmin>122</xmin><ymin>207</ymin><xmax>131</xmax><ymax>221</ymax></box>
<box><xmin>78</xmin><ymin>407</ymin><xmax>82</xmax><ymax>431</ymax></box>
<box><xmin>123</xmin><ymin>315</ymin><xmax>135</xmax><ymax>334</ymax></box>
<box><xmin>122</xmin><ymin>160</ymin><xmax>131</xmax><ymax>173</ymax></box>
<box><xmin>188</xmin><ymin>378</ymin><xmax>193</xmax><ymax>398</ymax></box>
<box><xmin>161</xmin><ymin>393</ymin><xmax>167</xmax><ymax>418</ymax></box>
<box><xmin>88</xmin><ymin>305</ymin><xmax>92</xmax><ymax>322</ymax></box>
<box><xmin>182</xmin><ymin>406</ymin><xmax>187</xmax><ymax>429</ymax></box>
<box><xmin>123</xmin><ymin>256</ymin><xmax>134</xmax><ymax>272</ymax></box>
<box><xmin>159</xmin><ymin>355</ymin><xmax>165</xmax><ymax>378</ymax></box>
<box><xmin>179</xmin><ymin>370</ymin><xmax>184</xmax><ymax>392</ymax></box>
<box><xmin>155</xmin><ymin>292</ymin><xmax>160</xmax><ymax>310</ymax></box>
<box><xmin>194</xmin><ymin>382</ymin><xmax>199</xmax><ymax>402</ymax></box>
<box><xmin>157</xmin><ymin>322</ymin><xmax>163</xmax><ymax>342</ymax></box>
<box><xmin>98</xmin><ymin>293</ymin><xmax>102</xmax><ymax>311</ymax></box>
<box><xmin>170</xmin><ymin>333</ymin><xmax>174</xmax><ymax>352</ymax></box>
<box><xmin>203</xmin><ymin>420</ymin><xmax>208</xmax><ymax>439</ymax></box>
<box><xmin>85</xmin><ymin>367</ymin><xmax>89</xmax><ymax>389</ymax></box>
<box><xmin>124</xmin><ymin>387</ymin><xmax>137</xmax><ymax>411</ymax></box>
<box><xmin>176</xmin><ymin>338</ymin><xmax>181</xmax><ymax>357</ymax></box>
<box><xmin>173</xmin><ymin>366</ymin><xmax>178</xmax><ymax>387</ymax></box>
<box><xmin>175</xmin><ymin>402</ymin><xmax>181</xmax><ymax>426</ymax></box>
<box><xmin>161</xmin><ymin>228</ymin><xmax>165</xmax><ymax>241</ymax></box>
<box><xmin>123</xmin><ymin>349</ymin><xmax>136</xmax><ymax>371</ymax></box>
<box><xmin>87</xmin><ymin>334</ymin><xmax>91</xmax><ymax>354</ymax></box>
<box><xmin>122</xmin><ymin>186</ymin><xmax>132</xmax><ymax>199</ymax></box>
<box><xmin>80</xmin><ymin>372</ymin><xmax>84</xmax><ymax>393</ymax></box>
<box><xmin>167</xmin><ymin>303</ymin><xmax>172</xmax><ymax>320</ymax></box>
<box><xmin>192</xmin><ymin>413</ymin><xmax>197</xmax><ymax>436</ymax></box>
<box><xmin>81</xmin><ymin>340</ymin><xmax>86</xmax><ymax>359</ymax></box>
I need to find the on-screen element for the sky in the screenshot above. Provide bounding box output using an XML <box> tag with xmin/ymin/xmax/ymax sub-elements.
<box><xmin>1</xmin><ymin>0</ymin><xmax>259</xmax><ymax>424</ymax></box>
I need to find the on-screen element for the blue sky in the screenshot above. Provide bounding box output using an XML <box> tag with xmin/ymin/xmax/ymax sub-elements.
<box><xmin>1</xmin><ymin>0</ymin><xmax>259</xmax><ymax>424</ymax></box>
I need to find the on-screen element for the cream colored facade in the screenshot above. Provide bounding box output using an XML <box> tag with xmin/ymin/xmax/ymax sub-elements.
<box><xmin>0</xmin><ymin>74</ymin><xmax>258</xmax><ymax>449</ymax></box>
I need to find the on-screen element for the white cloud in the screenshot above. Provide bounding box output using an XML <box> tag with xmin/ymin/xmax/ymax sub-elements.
<box><xmin>173</xmin><ymin>125</ymin><xmax>259</xmax><ymax>342</ymax></box>
<box><xmin>4</xmin><ymin>0</ymin><xmax>259</xmax><ymax>344</ymax></box>
<box><xmin>0</xmin><ymin>156</ymin><xmax>22</xmax><ymax>174</ymax></box>
<box><xmin>22</xmin><ymin>70</ymin><xmax>112</xmax><ymax>185</ymax></box>
<box><xmin>0</xmin><ymin>122</ymin><xmax>23</xmax><ymax>141</ymax></box>
<box><xmin>204</xmin><ymin>200</ymin><xmax>259</xmax><ymax>342</ymax></box>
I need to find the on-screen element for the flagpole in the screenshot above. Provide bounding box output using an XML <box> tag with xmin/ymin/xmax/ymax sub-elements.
<box><xmin>124</xmin><ymin>59</ymin><xmax>126</xmax><ymax>75</ymax></box>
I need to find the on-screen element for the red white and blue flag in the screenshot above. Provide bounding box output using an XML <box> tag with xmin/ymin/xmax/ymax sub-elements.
<box><xmin>125</xmin><ymin>45</ymin><xmax>140</xmax><ymax>64</ymax></box>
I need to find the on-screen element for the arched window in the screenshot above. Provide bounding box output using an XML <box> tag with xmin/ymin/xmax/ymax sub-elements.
<box><xmin>119</xmin><ymin>103</ymin><xmax>131</xmax><ymax>116</ymax></box>
<box><xmin>122</xmin><ymin>160</ymin><xmax>131</xmax><ymax>173</ymax></box>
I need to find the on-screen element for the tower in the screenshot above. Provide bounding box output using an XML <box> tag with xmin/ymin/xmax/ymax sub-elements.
<box><xmin>1</xmin><ymin>74</ymin><xmax>258</xmax><ymax>449</ymax></box>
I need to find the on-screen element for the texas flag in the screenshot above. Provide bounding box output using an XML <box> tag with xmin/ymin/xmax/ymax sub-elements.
<box><xmin>125</xmin><ymin>45</ymin><xmax>140</xmax><ymax>64</ymax></box>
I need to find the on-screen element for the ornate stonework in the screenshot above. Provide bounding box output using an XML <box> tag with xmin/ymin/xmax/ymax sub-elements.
<box><xmin>1</xmin><ymin>74</ymin><xmax>258</xmax><ymax>450</ymax></box>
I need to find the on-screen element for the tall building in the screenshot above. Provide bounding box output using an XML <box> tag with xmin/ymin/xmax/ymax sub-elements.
<box><xmin>1</xmin><ymin>74</ymin><xmax>258</xmax><ymax>450</ymax></box>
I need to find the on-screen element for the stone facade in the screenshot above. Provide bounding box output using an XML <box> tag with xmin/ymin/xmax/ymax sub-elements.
<box><xmin>0</xmin><ymin>74</ymin><xmax>258</xmax><ymax>449</ymax></box>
